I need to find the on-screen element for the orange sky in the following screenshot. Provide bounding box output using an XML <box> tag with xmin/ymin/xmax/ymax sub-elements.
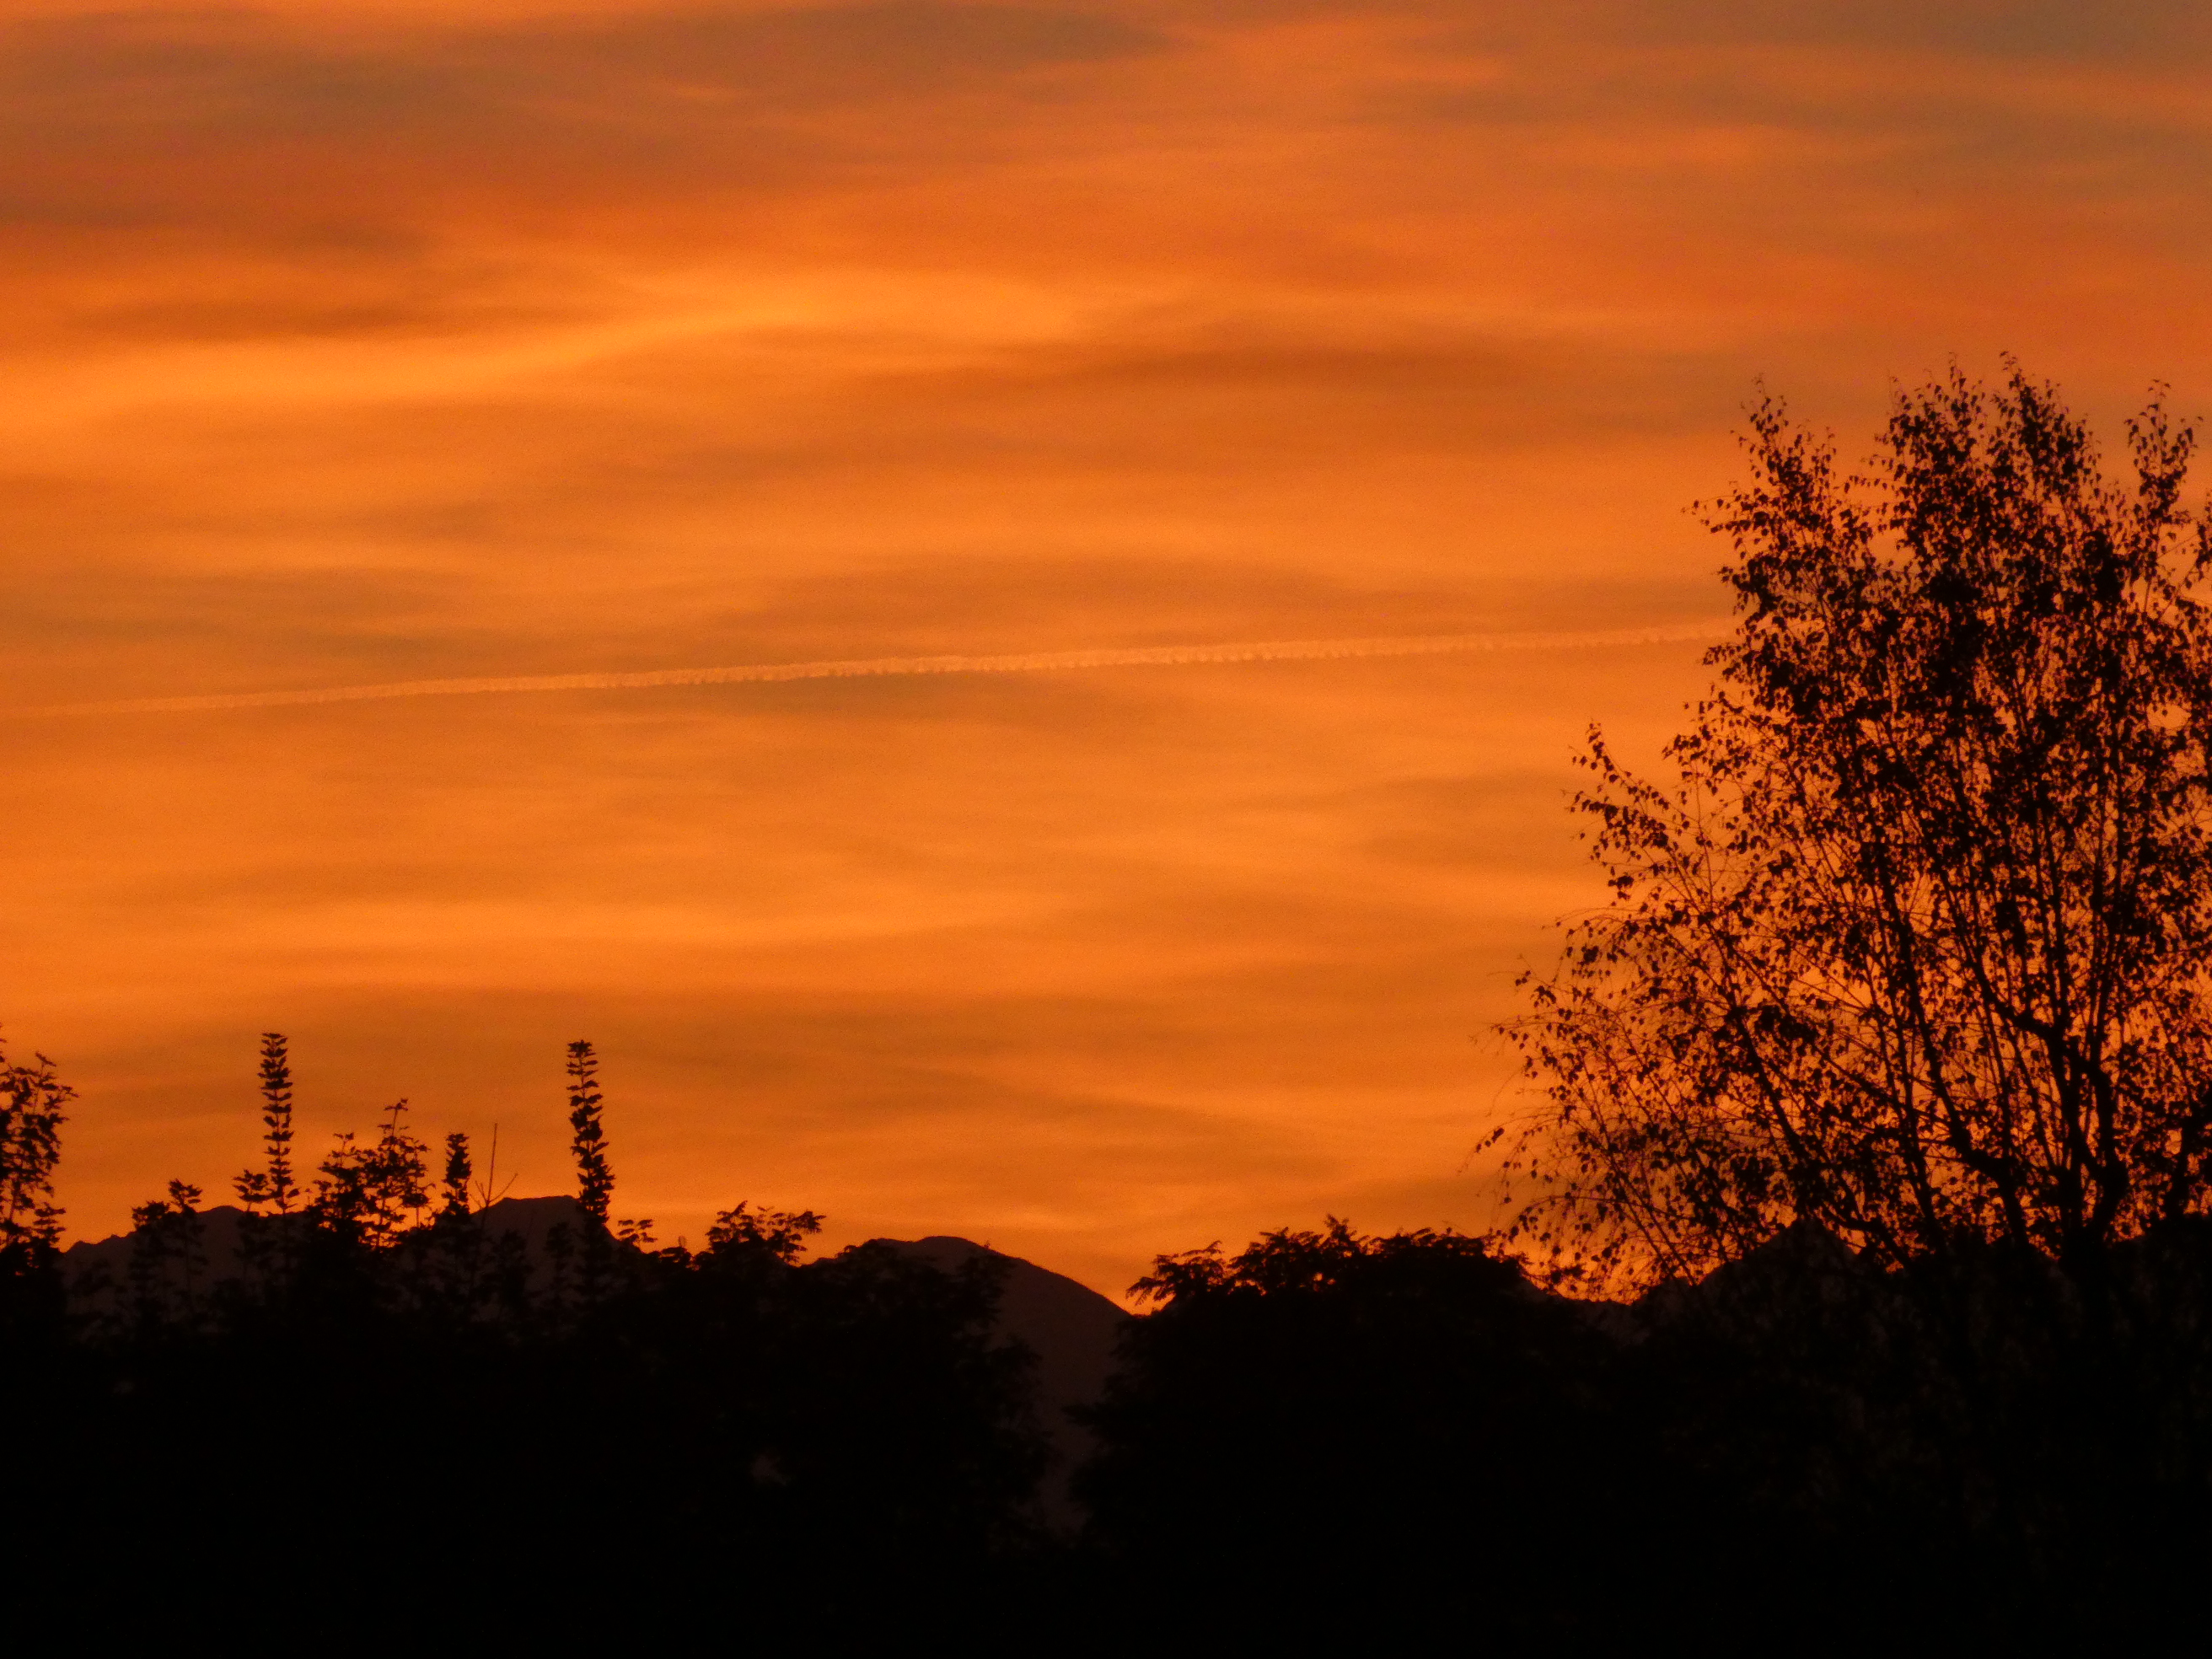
<box><xmin>7</xmin><ymin>0</ymin><xmax>2212</xmax><ymax>1297</ymax></box>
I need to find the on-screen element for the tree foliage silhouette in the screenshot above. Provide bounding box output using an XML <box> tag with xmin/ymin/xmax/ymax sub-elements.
<box><xmin>1510</xmin><ymin>364</ymin><xmax>2212</xmax><ymax>1286</ymax></box>
<box><xmin>438</xmin><ymin>1131</ymin><xmax>472</xmax><ymax>1218</ymax></box>
<box><xmin>234</xmin><ymin>1032</ymin><xmax>299</xmax><ymax>1215</ymax></box>
<box><xmin>1076</xmin><ymin>1221</ymin><xmax>1609</xmax><ymax>1635</ymax></box>
<box><xmin>0</xmin><ymin>1039</ymin><xmax>70</xmax><ymax>1265</ymax></box>
<box><xmin>566</xmin><ymin>1039</ymin><xmax>613</xmax><ymax>1226</ymax></box>
<box><xmin>314</xmin><ymin>1100</ymin><xmax>429</xmax><ymax>1248</ymax></box>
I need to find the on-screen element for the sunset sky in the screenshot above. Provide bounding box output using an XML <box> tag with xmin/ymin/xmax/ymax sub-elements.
<box><xmin>8</xmin><ymin>0</ymin><xmax>2211</xmax><ymax>1296</ymax></box>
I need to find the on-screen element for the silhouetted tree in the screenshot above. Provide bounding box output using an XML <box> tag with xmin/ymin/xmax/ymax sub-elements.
<box><xmin>1076</xmin><ymin>1221</ymin><xmax>1611</xmax><ymax>1635</ymax></box>
<box><xmin>438</xmin><ymin>1132</ymin><xmax>472</xmax><ymax>1219</ymax></box>
<box><xmin>126</xmin><ymin>1180</ymin><xmax>209</xmax><ymax>1329</ymax></box>
<box><xmin>0</xmin><ymin>1041</ymin><xmax>67</xmax><ymax>1356</ymax></box>
<box><xmin>707</xmin><ymin>1200</ymin><xmax>820</xmax><ymax>1263</ymax></box>
<box><xmin>0</xmin><ymin>1039</ymin><xmax>69</xmax><ymax>1266</ymax></box>
<box><xmin>314</xmin><ymin>1100</ymin><xmax>429</xmax><ymax>1248</ymax></box>
<box><xmin>1510</xmin><ymin>364</ymin><xmax>2212</xmax><ymax>1287</ymax></box>
<box><xmin>566</xmin><ymin>1040</ymin><xmax>613</xmax><ymax>1226</ymax></box>
<box><xmin>234</xmin><ymin>1032</ymin><xmax>299</xmax><ymax>1215</ymax></box>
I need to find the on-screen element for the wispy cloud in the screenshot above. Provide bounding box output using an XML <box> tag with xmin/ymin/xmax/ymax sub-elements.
<box><xmin>26</xmin><ymin>622</ymin><xmax>1726</xmax><ymax>717</ymax></box>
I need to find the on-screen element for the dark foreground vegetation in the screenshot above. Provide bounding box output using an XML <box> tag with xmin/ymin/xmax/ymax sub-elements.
<box><xmin>11</xmin><ymin>1162</ymin><xmax>2212</xmax><ymax>1640</ymax></box>
<box><xmin>1087</xmin><ymin>1216</ymin><xmax>2212</xmax><ymax>1642</ymax></box>
<box><xmin>13</xmin><ymin>362</ymin><xmax>2212</xmax><ymax>1638</ymax></box>
<box><xmin>3</xmin><ymin>1042</ymin><xmax>1059</xmax><ymax>1635</ymax></box>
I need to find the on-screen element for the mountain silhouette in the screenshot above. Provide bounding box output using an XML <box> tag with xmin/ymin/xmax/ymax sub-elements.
<box><xmin>877</xmin><ymin>1235</ymin><xmax>1128</xmax><ymax>1523</ymax></box>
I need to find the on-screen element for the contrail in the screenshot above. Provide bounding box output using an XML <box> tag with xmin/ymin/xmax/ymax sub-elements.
<box><xmin>17</xmin><ymin>622</ymin><xmax>1728</xmax><ymax>718</ymax></box>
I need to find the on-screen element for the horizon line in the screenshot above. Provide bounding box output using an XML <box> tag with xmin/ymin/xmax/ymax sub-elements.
<box><xmin>16</xmin><ymin>621</ymin><xmax>1731</xmax><ymax>718</ymax></box>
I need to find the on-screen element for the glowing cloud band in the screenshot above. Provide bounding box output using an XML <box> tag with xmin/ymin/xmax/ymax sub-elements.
<box><xmin>19</xmin><ymin>622</ymin><xmax>1728</xmax><ymax>718</ymax></box>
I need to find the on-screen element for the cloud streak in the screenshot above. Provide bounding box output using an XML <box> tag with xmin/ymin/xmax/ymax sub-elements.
<box><xmin>22</xmin><ymin>622</ymin><xmax>1727</xmax><ymax>718</ymax></box>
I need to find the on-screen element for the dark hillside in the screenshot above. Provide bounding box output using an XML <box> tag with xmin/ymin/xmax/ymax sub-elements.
<box><xmin>879</xmin><ymin>1235</ymin><xmax>1128</xmax><ymax>1522</ymax></box>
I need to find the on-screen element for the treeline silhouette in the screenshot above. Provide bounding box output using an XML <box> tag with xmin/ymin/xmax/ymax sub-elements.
<box><xmin>3</xmin><ymin>1035</ymin><xmax>1054</xmax><ymax>1634</ymax></box>
<box><xmin>8</xmin><ymin>1032</ymin><xmax>2212</xmax><ymax>1637</ymax></box>
<box><xmin>1085</xmin><ymin>1217</ymin><xmax>2212</xmax><ymax>1641</ymax></box>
